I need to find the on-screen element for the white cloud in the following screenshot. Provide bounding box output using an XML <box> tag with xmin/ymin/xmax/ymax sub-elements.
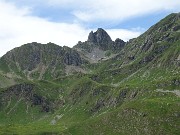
<box><xmin>0</xmin><ymin>1</ymin><xmax>89</xmax><ymax>56</ymax></box>
<box><xmin>107</xmin><ymin>29</ymin><xmax>142</xmax><ymax>42</ymax></box>
<box><xmin>0</xmin><ymin>0</ymin><xmax>143</xmax><ymax>57</ymax></box>
<box><xmin>46</xmin><ymin>0</ymin><xmax>180</xmax><ymax>22</ymax></box>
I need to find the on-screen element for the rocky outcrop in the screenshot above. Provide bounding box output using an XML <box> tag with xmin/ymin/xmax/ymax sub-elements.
<box><xmin>63</xmin><ymin>49</ymin><xmax>83</xmax><ymax>66</ymax></box>
<box><xmin>87</xmin><ymin>28</ymin><xmax>126</xmax><ymax>51</ymax></box>
<box><xmin>1</xmin><ymin>83</ymin><xmax>34</xmax><ymax>98</ymax></box>
<box><xmin>87</xmin><ymin>28</ymin><xmax>114</xmax><ymax>51</ymax></box>
<box><xmin>112</xmin><ymin>13</ymin><xmax>180</xmax><ymax>68</ymax></box>
<box><xmin>2</xmin><ymin>42</ymin><xmax>85</xmax><ymax>70</ymax></box>
<box><xmin>0</xmin><ymin>83</ymin><xmax>52</xmax><ymax>112</ymax></box>
<box><xmin>31</xmin><ymin>94</ymin><xmax>51</xmax><ymax>112</ymax></box>
<box><xmin>114</xmin><ymin>38</ymin><xmax>126</xmax><ymax>50</ymax></box>
<box><xmin>91</xmin><ymin>98</ymin><xmax>105</xmax><ymax>112</ymax></box>
<box><xmin>88</xmin><ymin>31</ymin><xmax>97</xmax><ymax>43</ymax></box>
<box><xmin>88</xmin><ymin>28</ymin><xmax>113</xmax><ymax>45</ymax></box>
<box><xmin>0</xmin><ymin>42</ymin><xmax>87</xmax><ymax>79</ymax></box>
<box><xmin>75</xmin><ymin>28</ymin><xmax>126</xmax><ymax>51</ymax></box>
<box><xmin>74</xmin><ymin>28</ymin><xmax>126</xmax><ymax>62</ymax></box>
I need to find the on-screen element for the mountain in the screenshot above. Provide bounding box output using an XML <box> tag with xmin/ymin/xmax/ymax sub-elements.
<box><xmin>0</xmin><ymin>13</ymin><xmax>179</xmax><ymax>135</ymax></box>
<box><xmin>74</xmin><ymin>28</ymin><xmax>125</xmax><ymax>63</ymax></box>
<box><xmin>0</xmin><ymin>42</ymin><xmax>88</xmax><ymax>82</ymax></box>
<box><xmin>120</xmin><ymin>13</ymin><xmax>180</xmax><ymax>67</ymax></box>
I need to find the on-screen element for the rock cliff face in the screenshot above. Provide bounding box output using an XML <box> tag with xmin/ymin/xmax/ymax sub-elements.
<box><xmin>113</xmin><ymin>13</ymin><xmax>180</xmax><ymax>67</ymax></box>
<box><xmin>76</xmin><ymin>28</ymin><xmax>125</xmax><ymax>51</ymax></box>
<box><xmin>88</xmin><ymin>28</ymin><xmax>113</xmax><ymax>47</ymax></box>
<box><xmin>0</xmin><ymin>83</ymin><xmax>51</xmax><ymax>112</ymax></box>
<box><xmin>74</xmin><ymin>28</ymin><xmax>126</xmax><ymax>62</ymax></box>
<box><xmin>63</xmin><ymin>48</ymin><xmax>83</xmax><ymax>66</ymax></box>
<box><xmin>0</xmin><ymin>42</ymin><xmax>87</xmax><ymax>79</ymax></box>
<box><xmin>114</xmin><ymin>38</ymin><xmax>126</xmax><ymax>50</ymax></box>
<box><xmin>87</xmin><ymin>28</ymin><xmax>126</xmax><ymax>51</ymax></box>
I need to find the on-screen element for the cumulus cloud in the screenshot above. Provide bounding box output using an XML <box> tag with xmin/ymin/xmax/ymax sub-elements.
<box><xmin>0</xmin><ymin>1</ymin><xmax>89</xmax><ymax>56</ymax></box>
<box><xmin>107</xmin><ymin>29</ymin><xmax>142</xmax><ymax>41</ymax></box>
<box><xmin>2</xmin><ymin>0</ymin><xmax>179</xmax><ymax>56</ymax></box>
<box><xmin>0</xmin><ymin>0</ymin><xmax>144</xmax><ymax>57</ymax></box>
<box><xmin>46</xmin><ymin>0</ymin><xmax>180</xmax><ymax>22</ymax></box>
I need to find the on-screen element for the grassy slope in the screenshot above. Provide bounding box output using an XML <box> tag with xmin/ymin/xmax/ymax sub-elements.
<box><xmin>0</xmin><ymin>13</ymin><xmax>180</xmax><ymax>135</ymax></box>
<box><xmin>0</xmin><ymin>60</ymin><xmax>179</xmax><ymax>135</ymax></box>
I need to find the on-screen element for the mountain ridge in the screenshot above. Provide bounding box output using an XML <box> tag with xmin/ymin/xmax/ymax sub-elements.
<box><xmin>0</xmin><ymin>12</ymin><xmax>179</xmax><ymax>135</ymax></box>
<box><xmin>74</xmin><ymin>28</ymin><xmax>126</xmax><ymax>63</ymax></box>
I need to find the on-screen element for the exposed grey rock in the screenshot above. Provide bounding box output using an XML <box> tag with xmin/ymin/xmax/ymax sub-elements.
<box><xmin>114</xmin><ymin>38</ymin><xmax>126</xmax><ymax>49</ymax></box>
<box><xmin>86</xmin><ymin>28</ymin><xmax>116</xmax><ymax>51</ymax></box>
<box><xmin>1</xmin><ymin>42</ymin><xmax>87</xmax><ymax>79</ymax></box>
<box><xmin>130</xmin><ymin>91</ymin><xmax>138</xmax><ymax>99</ymax></box>
<box><xmin>88</xmin><ymin>28</ymin><xmax>112</xmax><ymax>45</ymax></box>
<box><xmin>173</xmin><ymin>25</ymin><xmax>180</xmax><ymax>31</ymax></box>
<box><xmin>139</xmin><ymin>55</ymin><xmax>154</xmax><ymax>64</ymax></box>
<box><xmin>5</xmin><ymin>83</ymin><xmax>34</xmax><ymax>96</ymax></box>
<box><xmin>91</xmin><ymin>99</ymin><xmax>105</xmax><ymax>112</ymax></box>
<box><xmin>74</xmin><ymin>28</ymin><xmax>126</xmax><ymax>63</ymax></box>
<box><xmin>0</xmin><ymin>83</ymin><xmax>52</xmax><ymax>112</ymax></box>
<box><xmin>117</xmin><ymin>90</ymin><xmax>127</xmax><ymax>102</ymax></box>
<box><xmin>172</xmin><ymin>79</ymin><xmax>180</xmax><ymax>86</ymax></box>
<box><xmin>63</xmin><ymin>50</ymin><xmax>83</xmax><ymax>66</ymax></box>
<box><xmin>128</xmin><ymin>56</ymin><xmax>135</xmax><ymax>60</ymax></box>
<box><xmin>88</xmin><ymin>31</ymin><xmax>96</xmax><ymax>43</ymax></box>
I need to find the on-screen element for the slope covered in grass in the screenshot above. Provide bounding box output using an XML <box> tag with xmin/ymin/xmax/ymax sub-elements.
<box><xmin>0</xmin><ymin>13</ymin><xmax>179</xmax><ymax>135</ymax></box>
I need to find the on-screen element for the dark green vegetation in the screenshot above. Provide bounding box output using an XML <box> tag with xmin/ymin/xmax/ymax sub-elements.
<box><xmin>0</xmin><ymin>13</ymin><xmax>180</xmax><ymax>135</ymax></box>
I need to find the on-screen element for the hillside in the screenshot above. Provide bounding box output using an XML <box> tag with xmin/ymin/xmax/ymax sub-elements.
<box><xmin>0</xmin><ymin>13</ymin><xmax>179</xmax><ymax>135</ymax></box>
<box><xmin>0</xmin><ymin>42</ymin><xmax>88</xmax><ymax>82</ymax></box>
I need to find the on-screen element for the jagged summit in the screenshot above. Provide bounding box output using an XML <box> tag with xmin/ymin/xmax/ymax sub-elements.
<box><xmin>87</xmin><ymin>28</ymin><xmax>112</xmax><ymax>45</ymax></box>
<box><xmin>74</xmin><ymin>28</ymin><xmax>125</xmax><ymax>62</ymax></box>
<box><xmin>75</xmin><ymin>28</ymin><xmax>125</xmax><ymax>51</ymax></box>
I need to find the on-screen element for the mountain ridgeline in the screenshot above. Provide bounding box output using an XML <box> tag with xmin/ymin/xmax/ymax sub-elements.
<box><xmin>75</xmin><ymin>28</ymin><xmax>125</xmax><ymax>51</ymax></box>
<box><xmin>74</xmin><ymin>28</ymin><xmax>125</xmax><ymax>63</ymax></box>
<box><xmin>0</xmin><ymin>42</ymin><xmax>87</xmax><ymax>80</ymax></box>
<box><xmin>0</xmin><ymin>13</ymin><xmax>179</xmax><ymax>135</ymax></box>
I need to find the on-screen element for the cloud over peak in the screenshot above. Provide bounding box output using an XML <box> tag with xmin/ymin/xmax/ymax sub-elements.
<box><xmin>0</xmin><ymin>0</ymin><xmax>179</xmax><ymax>56</ymax></box>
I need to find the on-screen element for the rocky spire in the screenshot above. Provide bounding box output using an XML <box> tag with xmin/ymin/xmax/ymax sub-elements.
<box><xmin>88</xmin><ymin>31</ymin><xmax>96</xmax><ymax>43</ymax></box>
<box><xmin>87</xmin><ymin>28</ymin><xmax>112</xmax><ymax>45</ymax></box>
<box><xmin>114</xmin><ymin>38</ymin><xmax>126</xmax><ymax>49</ymax></box>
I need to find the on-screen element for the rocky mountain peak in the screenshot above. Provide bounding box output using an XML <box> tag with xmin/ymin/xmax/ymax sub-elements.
<box><xmin>74</xmin><ymin>28</ymin><xmax>126</xmax><ymax>62</ymax></box>
<box><xmin>87</xmin><ymin>28</ymin><xmax>112</xmax><ymax>44</ymax></box>
<box><xmin>0</xmin><ymin>42</ymin><xmax>87</xmax><ymax>80</ymax></box>
<box><xmin>87</xmin><ymin>31</ymin><xmax>96</xmax><ymax>43</ymax></box>
<box><xmin>114</xmin><ymin>38</ymin><xmax>126</xmax><ymax>48</ymax></box>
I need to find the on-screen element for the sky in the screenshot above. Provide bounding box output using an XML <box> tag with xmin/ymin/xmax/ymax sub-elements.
<box><xmin>0</xmin><ymin>0</ymin><xmax>180</xmax><ymax>57</ymax></box>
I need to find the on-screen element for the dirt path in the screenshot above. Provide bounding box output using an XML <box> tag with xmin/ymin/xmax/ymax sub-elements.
<box><xmin>50</xmin><ymin>114</ymin><xmax>64</xmax><ymax>125</ymax></box>
<box><xmin>156</xmin><ymin>89</ymin><xmax>180</xmax><ymax>97</ymax></box>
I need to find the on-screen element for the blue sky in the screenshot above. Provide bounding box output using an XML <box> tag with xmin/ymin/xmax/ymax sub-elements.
<box><xmin>0</xmin><ymin>0</ymin><xmax>180</xmax><ymax>56</ymax></box>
